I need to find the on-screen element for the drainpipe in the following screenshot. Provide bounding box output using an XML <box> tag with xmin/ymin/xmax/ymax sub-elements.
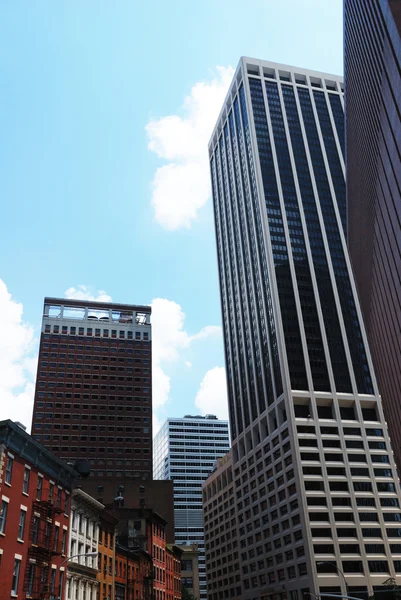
<box><xmin>112</xmin><ymin>528</ymin><xmax>116</xmax><ymax>600</ymax></box>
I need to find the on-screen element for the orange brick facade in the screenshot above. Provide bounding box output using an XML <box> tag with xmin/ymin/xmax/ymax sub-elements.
<box><xmin>97</xmin><ymin>511</ymin><xmax>117</xmax><ymax>600</ymax></box>
<box><xmin>115</xmin><ymin>544</ymin><xmax>153</xmax><ymax>600</ymax></box>
<box><xmin>166</xmin><ymin>546</ymin><xmax>182</xmax><ymax>600</ymax></box>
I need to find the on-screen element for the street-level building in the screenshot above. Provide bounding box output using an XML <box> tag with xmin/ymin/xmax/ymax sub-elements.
<box><xmin>153</xmin><ymin>415</ymin><xmax>229</xmax><ymax>600</ymax></box>
<box><xmin>107</xmin><ymin>505</ymin><xmax>181</xmax><ymax>600</ymax></box>
<box><xmin>115</xmin><ymin>543</ymin><xmax>153</xmax><ymax>600</ymax></box>
<box><xmin>203</xmin><ymin>452</ymin><xmax>239</xmax><ymax>600</ymax></box>
<box><xmin>0</xmin><ymin>419</ymin><xmax>75</xmax><ymax>600</ymax></box>
<box><xmin>67</xmin><ymin>488</ymin><xmax>102</xmax><ymax>600</ymax></box>
<box><xmin>176</xmin><ymin>543</ymin><xmax>200</xmax><ymax>599</ymax></box>
<box><xmin>209</xmin><ymin>56</ymin><xmax>401</xmax><ymax>600</ymax></box>
<box><xmin>83</xmin><ymin>478</ymin><xmax>175</xmax><ymax>544</ymax></box>
<box><xmin>31</xmin><ymin>297</ymin><xmax>152</xmax><ymax>482</ymax></box>
<box><xmin>97</xmin><ymin>509</ymin><xmax>118</xmax><ymax>600</ymax></box>
<box><xmin>166</xmin><ymin>545</ymin><xmax>183</xmax><ymax>600</ymax></box>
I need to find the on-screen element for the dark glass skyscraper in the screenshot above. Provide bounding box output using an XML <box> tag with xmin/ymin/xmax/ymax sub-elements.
<box><xmin>206</xmin><ymin>57</ymin><xmax>401</xmax><ymax>600</ymax></box>
<box><xmin>345</xmin><ymin>0</ymin><xmax>401</xmax><ymax>470</ymax></box>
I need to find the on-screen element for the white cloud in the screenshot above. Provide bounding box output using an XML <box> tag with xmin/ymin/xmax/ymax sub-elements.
<box><xmin>0</xmin><ymin>279</ymin><xmax>37</xmax><ymax>430</ymax></box>
<box><xmin>64</xmin><ymin>285</ymin><xmax>112</xmax><ymax>303</ymax></box>
<box><xmin>146</xmin><ymin>65</ymin><xmax>235</xmax><ymax>230</ymax></box>
<box><xmin>151</xmin><ymin>298</ymin><xmax>191</xmax><ymax>363</ymax></box>
<box><xmin>151</xmin><ymin>298</ymin><xmax>221</xmax><ymax>426</ymax></box>
<box><xmin>185</xmin><ymin>361</ymin><xmax>192</xmax><ymax>368</ymax></box>
<box><xmin>195</xmin><ymin>366</ymin><xmax>228</xmax><ymax>420</ymax></box>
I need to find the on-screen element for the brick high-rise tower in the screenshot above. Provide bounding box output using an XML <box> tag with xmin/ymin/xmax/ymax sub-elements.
<box><xmin>31</xmin><ymin>297</ymin><xmax>152</xmax><ymax>481</ymax></box>
<box><xmin>345</xmin><ymin>0</ymin><xmax>401</xmax><ymax>470</ymax></box>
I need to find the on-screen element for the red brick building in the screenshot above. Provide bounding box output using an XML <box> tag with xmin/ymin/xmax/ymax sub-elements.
<box><xmin>166</xmin><ymin>545</ymin><xmax>182</xmax><ymax>600</ymax></box>
<box><xmin>115</xmin><ymin>543</ymin><xmax>153</xmax><ymax>600</ymax></box>
<box><xmin>107</xmin><ymin>506</ymin><xmax>182</xmax><ymax>600</ymax></box>
<box><xmin>0</xmin><ymin>420</ymin><xmax>76</xmax><ymax>600</ymax></box>
<box><xmin>31</xmin><ymin>297</ymin><xmax>152</xmax><ymax>482</ymax></box>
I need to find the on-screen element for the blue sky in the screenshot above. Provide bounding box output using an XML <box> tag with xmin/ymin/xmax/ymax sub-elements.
<box><xmin>0</xmin><ymin>0</ymin><xmax>343</xmax><ymax>432</ymax></box>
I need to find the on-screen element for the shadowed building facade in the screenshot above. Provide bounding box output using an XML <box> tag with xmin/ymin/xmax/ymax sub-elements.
<box><xmin>345</xmin><ymin>0</ymin><xmax>401</xmax><ymax>470</ymax></box>
<box><xmin>207</xmin><ymin>56</ymin><xmax>401</xmax><ymax>600</ymax></box>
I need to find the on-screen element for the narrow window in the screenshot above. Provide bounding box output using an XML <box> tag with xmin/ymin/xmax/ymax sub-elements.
<box><xmin>18</xmin><ymin>510</ymin><xmax>26</xmax><ymax>540</ymax></box>
<box><xmin>36</xmin><ymin>476</ymin><xmax>43</xmax><ymax>500</ymax></box>
<box><xmin>23</xmin><ymin>468</ymin><xmax>30</xmax><ymax>494</ymax></box>
<box><xmin>62</xmin><ymin>529</ymin><xmax>67</xmax><ymax>554</ymax></box>
<box><xmin>11</xmin><ymin>558</ymin><xmax>21</xmax><ymax>595</ymax></box>
<box><xmin>27</xmin><ymin>563</ymin><xmax>35</xmax><ymax>595</ymax></box>
<box><xmin>54</xmin><ymin>526</ymin><xmax>60</xmax><ymax>552</ymax></box>
<box><xmin>5</xmin><ymin>456</ymin><xmax>13</xmax><ymax>484</ymax></box>
<box><xmin>31</xmin><ymin>516</ymin><xmax>39</xmax><ymax>544</ymax></box>
<box><xmin>0</xmin><ymin>500</ymin><xmax>8</xmax><ymax>534</ymax></box>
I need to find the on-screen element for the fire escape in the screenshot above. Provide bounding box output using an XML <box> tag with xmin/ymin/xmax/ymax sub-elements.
<box><xmin>23</xmin><ymin>499</ymin><xmax>63</xmax><ymax>600</ymax></box>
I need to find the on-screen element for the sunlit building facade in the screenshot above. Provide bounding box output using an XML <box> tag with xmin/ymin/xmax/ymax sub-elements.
<box><xmin>154</xmin><ymin>415</ymin><xmax>230</xmax><ymax>600</ymax></box>
<box><xmin>207</xmin><ymin>56</ymin><xmax>401</xmax><ymax>600</ymax></box>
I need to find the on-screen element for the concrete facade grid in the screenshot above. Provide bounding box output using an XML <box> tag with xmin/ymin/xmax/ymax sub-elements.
<box><xmin>202</xmin><ymin>452</ymin><xmax>241</xmax><ymax>600</ymax></box>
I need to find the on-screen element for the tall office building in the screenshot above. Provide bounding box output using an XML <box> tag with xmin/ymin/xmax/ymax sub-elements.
<box><xmin>153</xmin><ymin>415</ymin><xmax>230</xmax><ymax>600</ymax></box>
<box><xmin>31</xmin><ymin>297</ymin><xmax>153</xmax><ymax>481</ymax></box>
<box><xmin>345</xmin><ymin>0</ymin><xmax>401</xmax><ymax>470</ymax></box>
<box><xmin>207</xmin><ymin>56</ymin><xmax>401</xmax><ymax>600</ymax></box>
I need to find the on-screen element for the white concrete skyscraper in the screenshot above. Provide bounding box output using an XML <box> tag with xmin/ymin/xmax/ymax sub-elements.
<box><xmin>204</xmin><ymin>57</ymin><xmax>401</xmax><ymax>600</ymax></box>
<box><xmin>153</xmin><ymin>415</ymin><xmax>230</xmax><ymax>600</ymax></box>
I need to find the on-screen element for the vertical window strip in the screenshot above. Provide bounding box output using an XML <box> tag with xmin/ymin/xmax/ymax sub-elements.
<box><xmin>218</xmin><ymin>137</ymin><xmax>247</xmax><ymax>435</ymax></box>
<box><xmin>239</xmin><ymin>84</ymin><xmax>281</xmax><ymax>404</ymax></box>
<box><xmin>248</xmin><ymin>77</ymin><xmax>308</xmax><ymax>391</ymax></box>
<box><xmin>234</xmin><ymin>91</ymin><xmax>268</xmax><ymax>416</ymax></box>
<box><xmin>230</xmin><ymin>100</ymin><xmax>256</xmax><ymax>428</ymax></box>
<box><xmin>211</xmin><ymin>156</ymin><xmax>239</xmax><ymax>439</ymax></box>
<box><xmin>265</xmin><ymin>80</ymin><xmax>330</xmax><ymax>392</ymax></box>
<box><xmin>297</xmin><ymin>87</ymin><xmax>373</xmax><ymax>394</ymax></box>
<box><xmin>281</xmin><ymin>84</ymin><xmax>352</xmax><ymax>392</ymax></box>
<box><xmin>313</xmin><ymin>90</ymin><xmax>347</xmax><ymax>233</ymax></box>
<box><xmin>328</xmin><ymin>93</ymin><xmax>345</xmax><ymax>156</ymax></box>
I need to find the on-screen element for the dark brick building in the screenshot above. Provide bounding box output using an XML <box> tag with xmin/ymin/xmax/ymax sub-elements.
<box><xmin>0</xmin><ymin>419</ymin><xmax>76</xmax><ymax>600</ymax></box>
<box><xmin>31</xmin><ymin>297</ymin><xmax>152</xmax><ymax>481</ymax></box>
<box><xmin>82</xmin><ymin>478</ymin><xmax>175</xmax><ymax>544</ymax></box>
<box><xmin>345</xmin><ymin>0</ymin><xmax>401</xmax><ymax>467</ymax></box>
<box><xmin>114</xmin><ymin>543</ymin><xmax>153</xmax><ymax>600</ymax></box>
<box><xmin>107</xmin><ymin>505</ymin><xmax>182</xmax><ymax>600</ymax></box>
